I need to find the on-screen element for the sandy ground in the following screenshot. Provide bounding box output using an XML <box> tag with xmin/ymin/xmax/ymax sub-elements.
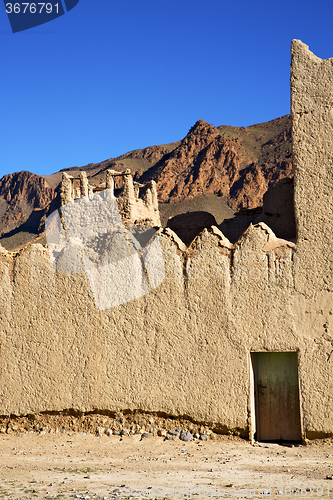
<box><xmin>0</xmin><ymin>434</ymin><xmax>333</xmax><ymax>500</ymax></box>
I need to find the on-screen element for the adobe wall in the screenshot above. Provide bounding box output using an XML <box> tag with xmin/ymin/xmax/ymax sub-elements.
<box><xmin>0</xmin><ymin>220</ymin><xmax>332</xmax><ymax>438</ymax></box>
<box><xmin>0</xmin><ymin>225</ymin><xmax>289</xmax><ymax>430</ymax></box>
<box><xmin>0</xmin><ymin>40</ymin><xmax>332</xmax><ymax>439</ymax></box>
<box><xmin>291</xmin><ymin>40</ymin><xmax>333</xmax><ymax>295</ymax></box>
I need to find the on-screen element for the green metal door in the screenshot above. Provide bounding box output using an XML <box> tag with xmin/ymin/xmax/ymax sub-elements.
<box><xmin>254</xmin><ymin>352</ymin><xmax>302</xmax><ymax>442</ymax></box>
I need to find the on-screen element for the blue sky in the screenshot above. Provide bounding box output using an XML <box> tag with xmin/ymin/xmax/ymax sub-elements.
<box><xmin>1</xmin><ymin>0</ymin><xmax>333</xmax><ymax>178</ymax></box>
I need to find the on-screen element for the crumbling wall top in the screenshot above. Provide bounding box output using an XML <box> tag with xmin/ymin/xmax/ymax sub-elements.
<box><xmin>60</xmin><ymin>169</ymin><xmax>161</xmax><ymax>228</ymax></box>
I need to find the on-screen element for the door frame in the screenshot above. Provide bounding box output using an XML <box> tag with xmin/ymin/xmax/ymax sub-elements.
<box><xmin>249</xmin><ymin>351</ymin><xmax>304</xmax><ymax>443</ymax></box>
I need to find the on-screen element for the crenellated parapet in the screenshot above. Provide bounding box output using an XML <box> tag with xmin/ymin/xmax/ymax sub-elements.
<box><xmin>60</xmin><ymin>169</ymin><xmax>161</xmax><ymax>227</ymax></box>
<box><xmin>0</xmin><ymin>218</ymin><xmax>301</xmax><ymax>428</ymax></box>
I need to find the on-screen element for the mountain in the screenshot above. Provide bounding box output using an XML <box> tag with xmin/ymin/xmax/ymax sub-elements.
<box><xmin>0</xmin><ymin>171</ymin><xmax>54</xmax><ymax>246</ymax></box>
<box><xmin>137</xmin><ymin>116</ymin><xmax>292</xmax><ymax>208</ymax></box>
<box><xmin>87</xmin><ymin>115</ymin><xmax>292</xmax><ymax>213</ymax></box>
<box><xmin>0</xmin><ymin>115</ymin><xmax>292</xmax><ymax>250</ymax></box>
<box><xmin>139</xmin><ymin>120</ymin><xmax>241</xmax><ymax>203</ymax></box>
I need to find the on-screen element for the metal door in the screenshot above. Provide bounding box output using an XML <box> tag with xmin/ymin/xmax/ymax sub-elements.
<box><xmin>253</xmin><ymin>352</ymin><xmax>302</xmax><ymax>442</ymax></box>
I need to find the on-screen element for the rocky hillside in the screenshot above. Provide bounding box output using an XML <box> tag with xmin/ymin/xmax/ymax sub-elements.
<box><xmin>0</xmin><ymin>115</ymin><xmax>292</xmax><ymax>249</ymax></box>
<box><xmin>139</xmin><ymin>120</ymin><xmax>241</xmax><ymax>203</ymax></box>
<box><xmin>137</xmin><ymin>116</ymin><xmax>292</xmax><ymax>210</ymax></box>
<box><xmin>0</xmin><ymin>171</ymin><xmax>54</xmax><ymax>238</ymax></box>
<box><xmin>86</xmin><ymin>115</ymin><xmax>292</xmax><ymax>212</ymax></box>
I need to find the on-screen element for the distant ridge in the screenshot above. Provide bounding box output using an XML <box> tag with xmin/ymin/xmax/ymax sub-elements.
<box><xmin>0</xmin><ymin>115</ymin><xmax>292</xmax><ymax>250</ymax></box>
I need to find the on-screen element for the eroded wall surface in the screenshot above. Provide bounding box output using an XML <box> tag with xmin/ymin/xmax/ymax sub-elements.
<box><xmin>0</xmin><ymin>226</ymin><xmax>289</xmax><ymax>431</ymax></box>
<box><xmin>0</xmin><ymin>40</ymin><xmax>333</xmax><ymax>438</ymax></box>
<box><xmin>291</xmin><ymin>40</ymin><xmax>333</xmax><ymax>296</ymax></box>
<box><xmin>0</xmin><ymin>219</ymin><xmax>332</xmax><ymax>438</ymax></box>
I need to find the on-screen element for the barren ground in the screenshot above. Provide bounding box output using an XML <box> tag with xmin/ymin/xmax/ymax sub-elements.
<box><xmin>0</xmin><ymin>433</ymin><xmax>333</xmax><ymax>500</ymax></box>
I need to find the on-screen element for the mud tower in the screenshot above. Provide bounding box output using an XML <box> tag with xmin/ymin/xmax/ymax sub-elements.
<box><xmin>60</xmin><ymin>168</ymin><xmax>161</xmax><ymax>227</ymax></box>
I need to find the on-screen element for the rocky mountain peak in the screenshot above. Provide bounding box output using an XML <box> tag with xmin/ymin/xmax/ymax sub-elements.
<box><xmin>0</xmin><ymin>115</ymin><xmax>293</xmax><ymax>250</ymax></box>
<box><xmin>181</xmin><ymin>119</ymin><xmax>220</xmax><ymax>152</ymax></box>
